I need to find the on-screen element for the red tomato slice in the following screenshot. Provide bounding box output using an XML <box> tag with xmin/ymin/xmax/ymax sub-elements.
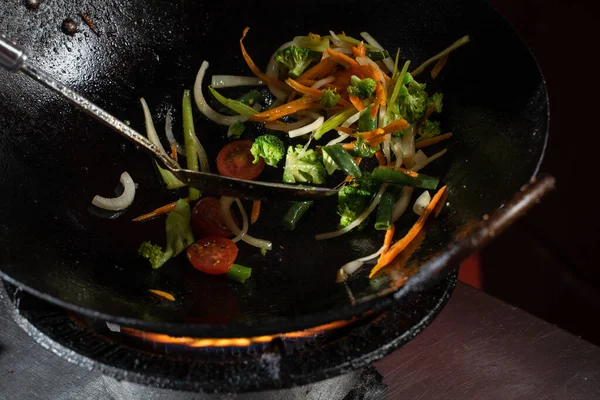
<box><xmin>186</xmin><ymin>237</ymin><xmax>238</xmax><ymax>275</ymax></box>
<box><xmin>192</xmin><ymin>197</ymin><xmax>235</xmax><ymax>239</ymax></box>
<box><xmin>216</xmin><ymin>140</ymin><xmax>265</xmax><ymax>180</ymax></box>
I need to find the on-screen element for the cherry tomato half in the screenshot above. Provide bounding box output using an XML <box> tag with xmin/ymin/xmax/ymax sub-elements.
<box><xmin>186</xmin><ymin>237</ymin><xmax>238</xmax><ymax>275</ymax></box>
<box><xmin>192</xmin><ymin>197</ymin><xmax>236</xmax><ymax>239</ymax></box>
<box><xmin>216</xmin><ymin>140</ymin><xmax>265</xmax><ymax>180</ymax></box>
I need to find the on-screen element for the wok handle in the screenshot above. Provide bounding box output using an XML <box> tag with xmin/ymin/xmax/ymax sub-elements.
<box><xmin>0</xmin><ymin>34</ymin><xmax>26</xmax><ymax>71</ymax></box>
<box><xmin>0</xmin><ymin>35</ymin><xmax>179</xmax><ymax>172</ymax></box>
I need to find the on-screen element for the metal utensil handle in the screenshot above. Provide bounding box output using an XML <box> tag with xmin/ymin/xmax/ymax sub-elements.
<box><xmin>0</xmin><ymin>35</ymin><xmax>178</xmax><ymax>171</ymax></box>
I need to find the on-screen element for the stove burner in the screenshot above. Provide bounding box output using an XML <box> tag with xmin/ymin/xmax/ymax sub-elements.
<box><xmin>1</xmin><ymin>272</ymin><xmax>456</xmax><ymax>394</ymax></box>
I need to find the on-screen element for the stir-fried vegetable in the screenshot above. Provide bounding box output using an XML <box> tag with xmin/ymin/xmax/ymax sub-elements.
<box><xmin>128</xmin><ymin>28</ymin><xmax>469</xmax><ymax>287</ymax></box>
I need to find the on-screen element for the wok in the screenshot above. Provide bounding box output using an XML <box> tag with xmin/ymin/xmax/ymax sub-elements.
<box><xmin>0</xmin><ymin>0</ymin><xmax>548</xmax><ymax>337</ymax></box>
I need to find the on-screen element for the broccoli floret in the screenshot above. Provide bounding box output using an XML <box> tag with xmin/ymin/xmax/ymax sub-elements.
<box><xmin>275</xmin><ymin>45</ymin><xmax>319</xmax><ymax>78</ymax></box>
<box><xmin>250</xmin><ymin>134</ymin><xmax>285</xmax><ymax>167</ymax></box>
<box><xmin>348</xmin><ymin>136</ymin><xmax>379</xmax><ymax>158</ymax></box>
<box><xmin>320</xmin><ymin>88</ymin><xmax>341</xmax><ymax>108</ymax></box>
<box><xmin>396</xmin><ymin>73</ymin><xmax>428</xmax><ymax>123</ymax></box>
<box><xmin>282</xmin><ymin>145</ymin><xmax>326</xmax><ymax>184</ymax></box>
<box><xmin>347</xmin><ymin>75</ymin><xmax>377</xmax><ymax>99</ymax></box>
<box><xmin>227</xmin><ymin>121</ymin><xmax>246</xmax><ymax>139</ymax></box>
<box><xmin>137</xmin><ymin>199</ymin><xmax>194</xmax><ymax>269</ymax></box>
<box><xmin>428</xmin><ymin>92</ymin><xmax>443</xmax><ymax>114</ymax></box>
<box><xmin>138</xmin><ymin>242</ymin><xmax>170</xmax><ymax>269</ymax></box>
<box><xmin>337</xmin><ymin>172</ymin><xmax>379</xmax><ymax>228</ymax></box>
<box><xmin>419</xmin><ymin>120</ymin><xmax>442</xmax><ymax>139</ymax></box>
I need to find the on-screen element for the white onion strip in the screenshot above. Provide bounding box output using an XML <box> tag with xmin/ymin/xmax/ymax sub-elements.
<box><xmin>331</xmin><ymin>47</ymin><xmax>353</xmax><ymax>54</ymax></box>
<box><xmin>266</xmin><ymin>41</ymin><xmax>294</xmax><ymax>100</ymax></box>
<box><xmin>232</xmin><ymin>199</ymin><xmax>249</xmax><ymax>243</ymax></box>
<box><xmin>326</xmin><ymin>133</ymin><xmax>350</xmax><ymax>146</ymax></box>
<box><xmin>316</xmin><ymin>185</ymin><xmax>387</xmax><ymax>240</ymax></box>
<box><xmin>92</xmin><ymin>172</ymin><xmax>136</xmax><ymax>211</ymax></box>
<box><xmin>189</xmin><ymin>132</ymin><xmax>210</xmax><ymax>173</ymax></box>
<box><xmin>413</xmin><ymin>191</ymin><xmax>432</xmax><ymax>216</ymax></box>
<box><xmin>359</xmin><ymin>32</ymin><xmax>395</xmax><ymax>73</ymax></box>
<box><xmin>336</xmin><ymin>245</ymin><xmax>387</xmax><ymax>283</ymax></box>
<box><xmin>310</xmin><ymin>76</ymin><xmax>335</xmax><ymax>89</ymax></box>
<box><xmin>211</xmin><ymin>75</ymin><xmax>265</xmax><ymax>88</ymax></box>
<box><xmin>412</xmin><ymin>148</ymin><xmax>447</xmax><ymax>172</ymax></box>
<box><xmin>265</xmin><ymin>118</ymin><xmax>313</xmax><ymax>133</ymax></box>
<box><xmin>140</xmin><ymin>98</ymin><xmax>170</xmax><ymax>157</ymax></box>
<box><xmin>329</xmin><ymin>31</ymin><xmax>346</xmax><ymax>47</ymax></box>
<box><xmin>289</xmin><ymin>115</ymin><xmax>324</xmax><ymax>138</ymax></box>
<box><xmin>392</xmin><ymin>187</ymin><xmax>414</xmax><ymax>222</ymax></box>
<box><xmin>219</xmin><ymin>197</ymin><xmax>272</xmax><ymax>250</ymax></box>
<box><xmin>193</xmin><ymin>61</ymin><xmax>249</xmax><ymax>126</ymax></box>
<box><xmin>393</xmin><ymin>142</ymin><xmax>404</xmax><ymax>168</ymax></box>
<box><xmin>165</xmin><ymin>108</ymin><xmax>185</xmax><ymax>156</ymax></box>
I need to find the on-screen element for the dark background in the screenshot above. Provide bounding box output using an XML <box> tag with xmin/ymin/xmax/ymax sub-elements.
<box><xmin>481</xmin><ymin>0</ymin><xmax>600</xmax><ymax>345</ymax></box>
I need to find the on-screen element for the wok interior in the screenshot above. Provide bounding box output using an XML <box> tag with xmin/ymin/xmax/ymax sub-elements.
<box><xmin>0</xmin><ymin>0</ymin><xmax>547</xmax><ymax>335</ymax></box>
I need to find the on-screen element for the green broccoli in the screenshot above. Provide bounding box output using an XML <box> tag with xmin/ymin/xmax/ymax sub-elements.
<box><xmin>428</xmin><ymin>92</ymin><xmax>443</xmax><ymax>114</ymax></box>
<box><xmin>275</xmin><ymin>45</ymin><xmax>319</xmax><ymax>78</ymax></box>
<box><xmin>347</xmin><ymin>75</ymin><xmax>377</xmax><ymax>99</ymax></box>
<box><xmin>320</xmin><ymin>88</ymin><xmax>341</xmax><ymax>108</ymax></box>
<box><xmin>396</xmin><ymin>73</ymin><xmax>428</xmax><ymax>123</ymax></box>
<box><xmin>227</xmin><ymin>121</ymin><xmax>246</xmax><ymax>139</ymax></box>
<box><xmin>137</xmin><ymin>199</ymin><xmax>194</xmax><ymax>269</ymax></box>
<box><xmin>337</xmin><ymin>172</ymin><xmax>379</xmax><ymax>228</ymax></box>
<box><xmin>282</xmin><ymin>145</ymin><xmax>326</xmax><ymax>184</ymax></box>
<box><xmin>348</xmin><ymin>136</ymin><xmax>379</xmax><ymax>158</ymax></box>
<box><xmin>419</xmin><ymin>120</ymin><xmax>442</xmax><ymax>139</ymax></box>
<box><xmin>250</xmin><ymin>134</ymin><xmax>285</xmax><ymax>167</ymax></box>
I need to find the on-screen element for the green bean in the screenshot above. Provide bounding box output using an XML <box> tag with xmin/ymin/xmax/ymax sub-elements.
<box><xmin>282</xmin><ymin>201</ymin><xmax>313</xmax><ymax>231</ymax></box>
<box><xmin>371</xmin><ymin>167</ymin><xmax>439</xmax><ymax>190</ymax></box>
<box><xmin>375</xmin><ymin>191</ymin><xmax>394</xmax><ymax>231</ymax></box>
<box><xmin>227</xmin><ymin>264</ymin><xmax>252</xmax><ymax>283</ymax></box>
<box><xmin>322</xmin><ymin>145</ymin><xmax>362</xmax><ymax>178</ymax></box>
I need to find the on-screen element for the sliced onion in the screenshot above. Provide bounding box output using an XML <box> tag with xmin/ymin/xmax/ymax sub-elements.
<box><xmin>413</xmin><ymin>191</ymin><xmax>432</xmax><ymax>216</ymax></box>
<box><xmin>406</xmin><ymin>150</ymin><xmax>428</xmax><ymax>169</ymax></box>
<box><xmin>265</xmin><ymin>118</ymin><xmax>313</xmax><ymax>133</ymax></box>
<box><xmin>266</xmin><ymin>41</ymin><xmax>294</xmax><ymax>100</ymax></box>
<box><xmin>140</xmin><ymin>98</ymin><xmax>169</xmax><ymax>156</ymax></box>
<box><xmin>329</xmin><ymin>31</ymin><xmax>346</xmax><ymax>47</ymax></box>
<box><xmin>165</xmin><ymin>108</ymin><xmax>185</xmax><ymax>156</ymax></box>
<box><xmin>211</xmin><ymin>75</ymin><xmax>265</xmax><ymax>88</ymax></box>
<box><xmin>189</xmin><ymin>131</ymin><xmax>210</xmax><ymax>173</ymax></box>
<box><xmin>336</xmin><ymin>245</ymin><xmax>387</xmax><ymax>283</ymax></box>
<box><xmin>392</xmin><ymin>186</ymin><xmax>414</xmax><ymax>222</ymax></box>
<box><xmin>193</xmin><ymin>61</ymin><xmax>249</xmax><ymax>126</ymax></box>
<box><xmin>105</xmin><ymin>322</ymin><xmax>121</xmax><ymax>332</ymax></box>
<box><xmin>327</xmin><ymin>133</ymin><xmax>350</xmax><ymax>146</ymax></box>
<box><xmin>316</xmin><ymin>185</ymin><xmax>387</xmax><ymax>240</ymax></box>
<box><xmin>382</xmin><ymin>135</ymin><xmax>392</xmax><ymax>165</ymax></box>
<box><xmin>310</xmin><ymin>76</ymin><xmax>335</xmax><ymax>89</ymax></box>
<box><xmin>289</xmin><ymin>114</ymin><xmax>324</xmax><ymax>138</ymax></box>
<box><xmin>331</xmin><ymin>47</ymin><xmax>353</xmax><ymax>54</ymax></box>
<box><xmin>393</xmin><ymin>142</ymin><xmax>404</xmax><ymax>167</ymax></box>
<box><xmin>92</xmin><ymin>172</ymin><xmax>136</xmax><ymax>211</ymax></box>
<box><xmin>412</xmin><ymin>148</ymin><xmax>447</xmax><ymax>172</ymax></box>
<box><xmin>219</xmin><ymin>197</ymin><xmax>272</xmax><ymax>250</ymax></box>
<box><xmin>359</xmin><ymin>32</ymin><xmax>394</xmax><ymax>73</ymax></box>
<box><xmin>401</xmin><ymin>125</ymin><xmax>416</xmax><ymax>163</ymax></box>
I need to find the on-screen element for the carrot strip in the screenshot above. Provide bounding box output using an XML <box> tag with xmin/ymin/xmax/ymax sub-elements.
<box><xmin>286</xmin><ymin>78</ymin><xmax>323</xmax><ymax>97</ymax></box>
<box><xmin>431</xmin><ymin>54</ymin><xmax>448</xmax><ymax>79</ymax></box>
<box><xmin>381</xmin><ymin>119</ymin><xmax>409</xmax><ymax>135</ymax></box>
<box><xmin>382</xmin><ymin>224</ymin><xmax>396</xmax><ymax>254</ymax></box>
<box><xmin>325</xmin><ymin>48</ymin><xmax>360</xmax><ymax>69</ymax></box>
<box><xmin>369</xmin><ymin>65</ymin><xmax>387</xmax><ymax>119</ymax></box>
<box><xmin>369</xmin><ymin>186</ymin><xmax>447</xmax><ymax>278</ymax></box>
<box><xmin>287</xmin><ymin>91</ymin><xmax>298</xmax><ymax>103</ymax></box>
<box><xmin>249</xmin><ymin>96</ymin><xmax>321</xmax><ymax>122</ymax></box>
<box><xmin>240</xmin><ymin>27</ymin><xmax>289</xmax><ymax>91</ymax></box>
<box><xmin>351</xmin><ymin>42</ymin><xmax>366</xmax><ymax>58</ymax></box>
<box><xmin>342</xmin><ymin>142</ymin><xmax>356</xmax><ymax>150</ymax></box>
<box><xmin>149</xmin><ymin>289</ymin><xmax>175</xmax><ymax>301</ymax></box>
<box><xmin>336</xmin><ymin>126</ymin><xmax>355</xmax><ymax>134</ymax></box>
<box><xmin>415</xmin><ymin>132</ymin><xmax>453</xmax><ymax>149</ymax></box>
<box><xmin>375</xmin><ymin>150</ymin><xmax>387</xmax><ymax>166</ymax></box>
<box><xmin>251</xmin><ymin>200</ymin><xmax>261</xmax><ymax>224</ymax></box>
<box><xmin>132</xmin><ymin>198</ymin><xmax>190</xmax><ymax>222</ymax></box>
<box><xmin>170</xmin><ymin>145</ymin><xmax>178</xmax><ymax>163</ymax></box>
<box><xmin>349</xmin><ymin>95</ymin><xmax>365</xmax><ymax>111</ymax></box>
<box><xmin>297</xmin><ymin>57</ymin><xmax>338</xmax><ymax>81</ymax></box>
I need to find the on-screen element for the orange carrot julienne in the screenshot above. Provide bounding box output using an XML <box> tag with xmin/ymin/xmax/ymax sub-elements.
<box><xmin>351</xmin><ymin>42</ymin><xmax>366</xmax><ymax>58</ymax></box>
<box><xmin>381</xmin><ymin>119</ymin><xmax>409</xmax><ymax>135</ymax></box>
<box><xmin>431</xmin><ymin>54</ymin><xmax>448</xmax><ymax>79</ymax></box>
<box><xmin>336</xmin><ymin>126</ymin><xmax>354</xmax><ymax>134</ymax></box>
<box><xmin>287</xmin><ymin>91</ymin><xmax>297</xmax><ymax>103</ymax></box>
<box><xmin>240</xmin><ymin>27</ymin><xmax>289</xmax><ymax>92</ymax></box>
<box><xmin>375</xmin><ymin>150</ymin><xmax>387</xmax><ymax>166</ymax></box>
<box><xmin>297</xmin><ymin>57</ymin><xmax>338</xmax><ymax>81</ymax></box>
<box><xmin>132</xmin><ymin>198</ymin><xmax>190</xmax><ymax>222</ymax></box>
<box><xmin>382</xmin><ymin>224</ymin><xmax>396</xmax><ymax>254</ymax></box>
<box><xmin>349</xmin><ymin>95</ymin><xmax>365</xmax><ymax>111</ymax></box>
<box><xmin>325</xmin><ymin>48</ymin><xmax>360</xmax><ymax>69</ymax></box>
<box><xmin>342</xmin><ymin>142</ymin><xmax>355</xmax><ymax>150</ymax></box>
<box><xmin>149</xmin><ymin>289</ymin><xmax>175</xmax><ymax>301</ymax></box>
<box><xmin>249</xmin><ymin>96</ymin><xmax>321</xmax><ymax>122</ymax></box>
<box><xmin>170</xmin><ymin>145</ymin><xmax>178</xmax><ymax>163</ymax></box>
<box><xmin>251</xmin><ymin>200</ymin><xmax>261</xmax><ymax>224</ymax></box>
<box><xmin>286</xmin><ymin>78</ymin><xmax>323</xmax><ymax>97</ymax></box>
<box><xmin>370</xmin><ymin>185</ymin><xmax>447</xmax><ymax>278</ymax></box>
<box><xmin>415</xmin><ymin>132</ymin><xmax>453</xmax><ymax>149</ymax></box>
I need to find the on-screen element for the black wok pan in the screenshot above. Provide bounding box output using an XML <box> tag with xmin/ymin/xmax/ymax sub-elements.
<box><xmin>0</xmin><ymin>0</ymin><xmax>548</xmax><ymax>337</ymax></box>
